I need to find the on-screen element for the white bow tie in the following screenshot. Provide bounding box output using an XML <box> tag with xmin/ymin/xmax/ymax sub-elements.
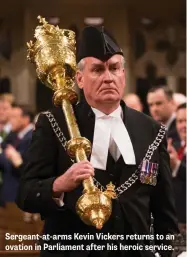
<box><xmin>90</xmin><ymin>106</ymin><xmax>136</xmax><ymax>170</ymax></box>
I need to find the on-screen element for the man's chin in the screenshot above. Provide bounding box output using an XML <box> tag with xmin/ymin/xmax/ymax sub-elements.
<box><xmin>152</xmin><ymin>116</ymin><xmax>161</xmax><ymax>122</ymax></box>
<box><xmin>101</xmin><ymin>99</ymin><xmax>119</xmax><ymax>104</ymax></box>
<box><xmin>180</xmin><ymin>133</ymin><xmax>186</xmax><ymax>141</ymax></box>
<box><xmin>100</xmin><ymin>95</ymin><xmax>120</xmax><ymax>102</ymax></box>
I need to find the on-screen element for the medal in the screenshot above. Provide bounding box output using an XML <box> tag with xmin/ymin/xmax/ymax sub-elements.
<box><xmin>140</xmin><ymin>160</ymin><xmax>158</xmax><ymax>186</ymax></box>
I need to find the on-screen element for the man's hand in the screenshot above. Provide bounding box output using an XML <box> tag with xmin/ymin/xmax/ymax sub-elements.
<box><xmin>53</xmin><ymin>160</ymin><xmax>94</xmax><ymax>197</ymax></box>
<box><xmin>5</xmin><ymin>145</ymin><xmax>23</xmax><ymax>167</ymax></box>
<box><xmin>167</xmin><ymin>138</ymin><xmax>180</xmax><ymax>170</ymax></box>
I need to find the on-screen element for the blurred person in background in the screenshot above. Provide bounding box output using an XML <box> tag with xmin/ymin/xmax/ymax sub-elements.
<box><xmin>5</xmin><ymin>111</ymin><xmax>40</xmax><ymax>223</ymax></box>
<box><xmin>167</xmin><ymin>103</ymin><xmax>186</xmax><ymax>234</ymax></box>
<box><xmin>0</xmin><ymin>93</ymin><xmax>15</xmax><ymax>205</ymax></box>
<box><xmin>173</xmin><ymin>93</ymin><xmax>187</xmax><ymax>110</ymax></box>
<box><xmin>0</xmin><ymin>93</ymin><xmax>15</xmax><ymax>143</ymax></box>
<box><xmin>0</xmin><ymin>104</ymin><xmax>34</xmax><ymax>205</ymax></box>
<box><xmin>123</xmin><ymin>93</ymin><xmax>143</xmax><ymax>112</ymax></box>
<box><xmin>147</xmin><ymin>85</ymin><xmax>180</xmax><ymax>143</ymax></box>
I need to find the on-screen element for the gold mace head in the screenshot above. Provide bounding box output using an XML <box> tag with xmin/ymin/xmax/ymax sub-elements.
<box><xmin>76</xmin><ymin>182</ymin><xmax>117</xmax><ymax>229</ymax></box>
<box><xmin>26</xmin><ymin>16</ymin><xmax>77</xmax><ymax>93</ymax></box>
<box><xmin>76</xmin><ymin>191</ymin><xmax>113</xmax><ymax>230</ymax></box>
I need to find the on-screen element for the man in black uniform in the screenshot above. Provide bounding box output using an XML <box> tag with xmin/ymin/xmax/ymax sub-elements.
<box><xmin>16</xmin><ymin>26</ymin><xmax>178</xmax><ymax>257</ymax></box>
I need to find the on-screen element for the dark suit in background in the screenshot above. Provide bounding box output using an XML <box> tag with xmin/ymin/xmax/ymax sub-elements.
<box><xmin>172</xmin><ymin>142</ymin><xmax>186</xmax><ymax>226</ymax></box>
<box><xmin>167</xmin><ymin>119</ymin><xmax>180</xmax><ymax>145</ymax></box>
<box><xmin>0</xmin><ymin>129</ymin><xmax>33</xmax><ymax>203</ymax></box>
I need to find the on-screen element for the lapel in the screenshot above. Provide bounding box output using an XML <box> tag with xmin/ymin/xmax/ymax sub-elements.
<box><xmin>52</xmin><ymin>103</ymin><xmax>95</xmax><ymax>162</ymax></box>
<box><xmin>16</xmin><ymin>129</ymin><xmax>32</xmax><ymax>149</ymax></box>
<box><xmin>74</xmin><ymin>101</ymin><xmax>95</xmax><ymax>146</ymax></box>
<box><xmin>118</xmin><ymin>101</ymin><xmax>147</xmax><ymax>165</ymax></box>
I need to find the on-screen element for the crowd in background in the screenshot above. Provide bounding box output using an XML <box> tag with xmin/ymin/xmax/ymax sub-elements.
<box><xmin>0</xmin><ymin>93</ymin><xmax>37</xmax><ymax>222</ymax></box>
<box><xmin>124</xmin><ymin>86</ymin><xmax>186</xmax><ymax>234</ymax></box>
<box><xmin>0</xmin><ymin>86</ymin><xmax>186</xmax><ymax>232</ymax></box>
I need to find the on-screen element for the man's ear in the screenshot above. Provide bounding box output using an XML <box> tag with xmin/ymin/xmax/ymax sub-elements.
<box><xmin>76</xmin><ymin>71</ymin><xmax>84</xmax><ymax>89</ymax></box>
<box><xmin>122</xmin><ymin>68</ymin><xmax>126</xmax><ymax>90</ymax></box>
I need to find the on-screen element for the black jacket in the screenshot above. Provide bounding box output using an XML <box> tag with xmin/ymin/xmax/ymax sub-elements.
<box><xmin>167</xmin><ymin>119</ymin><xmax>180</xmax><ymax>144</ymax></box>
<box><xmin>172</xmin><ymin>142</ymin><xmax>186</xmax><ymax>224</ymax></box>
<box><xmin>0</xmin><ymin>129</ymin><xmax>33</xmax><ymax>203</ymax></box>
<box><xmin>16</xmin><ymin>101</ymin><xmax>178</xmax><ymax>257</ymax></box>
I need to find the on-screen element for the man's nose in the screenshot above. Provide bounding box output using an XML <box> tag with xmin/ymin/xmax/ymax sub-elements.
<box><xmin>151</xmin><ymin>105</ymin><xmax>158</xmax><ymax>112</ymax></box>
<box><xmin>103</xmin><ymin>70</ymin><xmax>113</xmax><ymax>83</ymax></box>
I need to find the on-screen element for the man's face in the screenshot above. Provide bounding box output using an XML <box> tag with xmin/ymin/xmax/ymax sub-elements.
<box><xmin>0</xmin><ymin>100</ymin><xmax>12</xmax><ymax>124</ymax></box>
<box><xmin>124</xmin><ymin>95</ymin><xmax>143</xmax><ymax>112</ymax></box>
<box><xmin>10</xmin><ymin>107</ymin><xmax>24</xmax><ymax>132</ymax></box>
<box><xmin>147</xmin><ymin>89</ymin><xmax>174</xmax><ymax>123</ymax></box>
<box><xmin>76</xmin><ymin>55</ymin><xmax>125</xmax><ymax>108</ymax></box>
<box><xmin>176</xmin><ymin>108</ymin><xmax>186</xmax><ymax>142</ymax></box>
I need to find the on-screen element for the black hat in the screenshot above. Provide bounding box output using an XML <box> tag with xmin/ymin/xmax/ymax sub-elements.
<box><xmin>76</xmin><ymin>26</ymin><xmax>123</xmax><ymax>63</ymax></box>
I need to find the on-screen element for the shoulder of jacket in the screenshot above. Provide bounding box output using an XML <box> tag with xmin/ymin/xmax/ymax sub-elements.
<box><xmin>126</xmin><ymin>107</ymin><xmax>160</xmax><ymax>128</ymax></box>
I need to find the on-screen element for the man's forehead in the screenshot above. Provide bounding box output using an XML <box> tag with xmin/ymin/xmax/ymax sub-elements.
<box><xmin>85</xmin><ymin>55</ymin><xmax>122</xmax><ymax>65</ymax></box>
<box><xmin>0</xmin><ymin>100</ymin><xmax>11</xmax><ymax>106</ymax></box>
<box><xmin>177</xmin><ymin>108</ymin><xmax>186</xmax><ymax>114</ymax></box>
<box><xmin>149</xmin><ymin>89</ymin><xmax>167</xmax><ymax>98</ymax></box>
<box><xmin>12</xmin><ymin>107</ymin><xmax>22</xmax><ymax>114</ymax></box>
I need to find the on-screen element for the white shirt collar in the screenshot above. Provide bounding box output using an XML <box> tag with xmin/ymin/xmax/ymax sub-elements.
<box><xmin>181</xmin><ymin>141</ymin><xmax>186</xmax><ymax>154</ymax></box>
<box><xmin>181</xmin><ymin>140</ymin><xmax>186</xmax><ymax>147</ymax></box>
<box><xmin>18</xmin><ymin>124</ymin><xmax>33</xmax><ymax>139</ymax></box>
<box><xmin>92</xmin><ymin>105</ymin><xmax>122</xmax><ymax>119</ymax></box>
<box><xmin>90</xmin><ymin>105</ymin><xmax>136</xmax><ymax>170</ymax></box>
<box><xmin>165</xmin><ymin>113</ymin><xmax>176</xmax><ymax>129</ymax></box>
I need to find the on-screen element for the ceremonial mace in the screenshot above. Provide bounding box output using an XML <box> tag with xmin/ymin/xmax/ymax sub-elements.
<box><xmin>27</xmin><ymin>16</ymin><xmax>116</xmax><ymax>229</ymax></box>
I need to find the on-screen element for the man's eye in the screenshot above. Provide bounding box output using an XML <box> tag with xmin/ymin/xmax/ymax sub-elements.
<box><xmin>93</xmin><ymin>68</ymin><xmax>102</xmax><ymax>73</ymax></box>
<box><xmin>110</xmin><ymin>67</ymin><xmax>118</xmax><ymax>72</ymax></box>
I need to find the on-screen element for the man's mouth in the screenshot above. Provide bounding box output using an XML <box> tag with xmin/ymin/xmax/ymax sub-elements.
<box><xmin>100</xmin><ymin>88</ymin><xmax>117</xmax><ymax>92</ymax></box>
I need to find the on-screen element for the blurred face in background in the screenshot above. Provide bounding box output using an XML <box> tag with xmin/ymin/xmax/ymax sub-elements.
<box><xmin>0</xmin><ymin>100</ymin><xmax>12</xmax><ymax>125</ymax></box>
<box><xmin>76</xmin><ymin>54</ymin><xmax>125</xmax><ymax>113</ymax></box>
<box><xmin>10</xmin><ymin>107</ymin><xmax>29</xmax><ymax>132</ymax></box>
<box><xmin>176</xmin><ymin>107</ymin><xmax>186</xmax><ymax>143</ymax></box>
<box><xmin>147</xmin><ymin>89</ymin><xmax>175</xmax><ymax>123</ymax></box>
<box><xmin>124</xmin><ymin>94</ymin><xmax>143</xmax><ymax>112</ymax></box>
<box><xmin>173</xmin><ymin>93</ymin><xmax>187</xmax><ymax>110</ymax></box>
